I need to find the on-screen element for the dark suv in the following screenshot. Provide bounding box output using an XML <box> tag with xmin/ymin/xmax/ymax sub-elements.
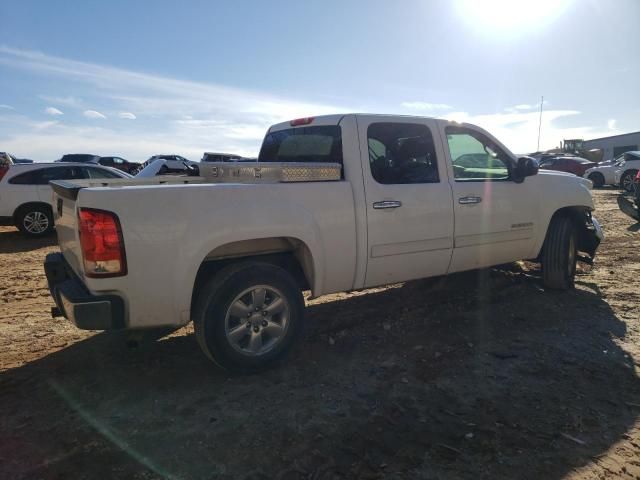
<box><xmin>57</xmin><ymin>154</ymin><xmax>101</xmax><ymax>163</ymax></box>
<box><xmin>98</xmin><ymin>156</ymin><xmax>141</xmax><ymax>174</ymax></box>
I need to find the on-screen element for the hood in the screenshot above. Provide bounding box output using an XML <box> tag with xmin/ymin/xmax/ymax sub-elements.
<box><xmin>537</xmin><ymin>169</ymin><xmax>592</xmax><ymax>189</ymax></box>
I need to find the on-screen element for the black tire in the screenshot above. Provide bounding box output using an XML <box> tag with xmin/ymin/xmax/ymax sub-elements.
<box><xmin>193</xmin><ymin>261</ymin><xmax>305</xmax><ymax>372</ymax></box>
<box><xmin>588</xmin><ymin>172</ymin><xmax>605</xmax><ymax>188</ymax></box>
<box><xmin>15</xmin><ymin>204</ymin><xmax>54</xmax><ymax>237</ymax></box>
<box><xmin>542</xmin><ymin>215</ymin><xmax>577</xmax><ymax>290</ymax></box>
<box><xmin>621</xmin><ymin>170</ymin><xmax>638</xmax><ymax>193</ymax></box>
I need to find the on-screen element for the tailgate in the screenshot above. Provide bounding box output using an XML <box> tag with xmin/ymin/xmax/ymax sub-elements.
<box><xmin>50</xmin><ymin>181</ymin><xmax>85</xmax><ymax>277</ymax></box>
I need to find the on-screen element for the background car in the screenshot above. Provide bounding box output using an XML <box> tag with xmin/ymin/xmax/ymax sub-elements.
<box><xmin>583</xmin><ymin>155</ymin><xmax>626</xmax><ymax>187</ymax></box>
<box><xmin>56</xmin><ymin>153</ymin><xmax>101</xmax><ymax>163</ymax></box>
<box><xmin>0</xmin><ymin>152</ymin><xmax>14</xmax><ymax>176</ymax></box>
<box><xmin>538</xmin><ymin>156</ymin><xmax>597</xmax><ymax>177</ymax></box>
<box><xmin>201</xmin><ymin>152</ymin><xmax>243</xmax><ymax>162</ymax></box>
<box><xmin>0</xmin><ymin>162</ymin><xmax>130</xmax><ymax>236</ymax></box>
<box><xmin>136</xmin><ymin>158</ymin><xmax>200</xmax><ymax>177</ymax></box>
<box><xmin>98</xmin><ymin>156</ymin><xmax>141</xmax><ymax>174</ymax></box>
<box><xmin>137</xmin><ymin>155</ymin><xmax>199</xmax><ymax>175</ymax></box>
<box><xmin>634</xmin><ymin>170</ymin><xmax>640</xmax><ymax>210</ymax></box>
<box><xmin>612</xmin><ymin>151</ymin><xmax>640</xmax><ymax>192</ymax></box>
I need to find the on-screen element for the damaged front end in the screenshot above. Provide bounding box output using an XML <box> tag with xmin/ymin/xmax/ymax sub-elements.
<box><xmin>576</xmin><ymin>210</ymin><xmax>603</xmax><ymax>265</ymax></box>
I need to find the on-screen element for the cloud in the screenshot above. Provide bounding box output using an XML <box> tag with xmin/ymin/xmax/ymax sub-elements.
<box><xmin>401</xmin><ymin>102</ymin><xmax>453</xmax><ymax>111</ymax></box>
<box><xmin>118</xmin><ymin>112</ymin><xmax>136</xmax><ymax>119</ymax></box>
<box><xmin>0</xmin><ymin>45</ymin><xmax>617</xmax><ymax>159</ymax></box>
<box><xmin>45</xmin><ymin>106</ymin><xmax>64</xmax><ymax>116</ymax></box>
<box><xmin>514</xmin><ymin>104</ymin><xmax>534</xmax><ymax>110</ymax></box>
<box><xmin>83</xmin><ymin>110</ymin><xmax>106</xmax><ymax>119</ymax></box>
<box><xmin>0</xmin><ymin>45</ymin><xmax>343</xmax><ymax>158</ymax></box>
<box><xmin>0</xmin><ymin>104</ymin><xmax>14</xmax><ymax>110</ymax></box>
<box><xmin>39</xmin><ymin>95</ymin><xmax>83</xmax><ymax>108</ymax></box>
<box><xmin>608</xmin><ymin>119</ymin><xmax>616</xmax><ymax>130</ymax></box>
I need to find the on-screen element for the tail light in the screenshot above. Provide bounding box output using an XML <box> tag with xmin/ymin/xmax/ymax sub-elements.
<box><xmin>0</xmin><ymin>166</ymin><xmax>8</xmax><ymax>181</ymax></box>
<box><xmin>78</xmin><ymin>208</ymin><xmax>127</xmax><ymax>277</ymax></box>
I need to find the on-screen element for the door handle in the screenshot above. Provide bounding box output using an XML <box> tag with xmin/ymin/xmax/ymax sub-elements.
<box><xmin>373</xmin><ymin>200</ymin><xmax>402</xmax><ymax>209</ymax></box>
<box><xmin>458</xmin><ymin>196</ymin><xmax>482</xmax><ymax>205</ymax></box>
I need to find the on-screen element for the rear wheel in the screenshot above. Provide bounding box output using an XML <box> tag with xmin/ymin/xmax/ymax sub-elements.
<box><xmin>542</xmin><ymin>215</ymin><xmax>577</xmax><ymax>290</ymax></box>
<box><xmin>193</xmin><ymin>261</ymin><xmax>304</xmax><ymax>371</ymax></box>
<box><xmin>15</xmin><ymin>205</ymin><xmax>54</xmax><ymax>237</ymax></box>
<box><xmin>621</xmin><ymin>170</ymin><xmax>638</xmax><ymax>193</ymax></box>
<box><xmin>588</xmin><ymin>172</ymin><xmax>604</xmax><ymax>188</ymax></box>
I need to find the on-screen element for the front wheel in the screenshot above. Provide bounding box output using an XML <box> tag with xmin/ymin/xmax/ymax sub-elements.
<box><xmin>542</xmin><ymin>215</ymin><xmax>577</xmax><ymax>290</ymax></box>
<box><xmin>588</xmin><ymin>172</ymin><xmax>605</xmax><ymax>188</ymax></box>
<box><xmin>193</xmin><ymin>262</ymin><xmax>305</xmax><ymax>371</ymax></box>
<box><xmin>621</xmin><ymin>170</ymin><xmax>638</xmax><ymax>193</ymax></box>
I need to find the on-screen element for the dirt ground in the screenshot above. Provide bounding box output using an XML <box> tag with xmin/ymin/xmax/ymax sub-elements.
<box><xmin>1</xmin><ymin>189</ymin><xmax>640</xmax><ymax>480</ymax></box>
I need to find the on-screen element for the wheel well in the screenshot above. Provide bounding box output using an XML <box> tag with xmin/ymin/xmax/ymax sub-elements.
<box><xmin>542</xmin><ymin>206</ymin><xmax>596</xmax><ymax>258</ymax></box>
<box><xmin>13</xmin><ymin>202</ymin><xmax>53</xmax><ymax>222</ymax></box>
<box><xmin>190</xmin><ymin>238</ymin><xmax>314</xmax><ymax>316</ymax></box>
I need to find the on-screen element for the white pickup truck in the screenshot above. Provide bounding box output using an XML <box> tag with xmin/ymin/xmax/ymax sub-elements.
<box><xmin>45</xmin><ymin>114</ymin><xmax>602</xmax><ymax>370</ymax></box>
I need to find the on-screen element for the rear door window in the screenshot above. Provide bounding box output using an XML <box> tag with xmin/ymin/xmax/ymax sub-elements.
<box><xmin>367</xmin><ymin>122</ymin><xmax>439</xmax><ymax>184</ymax></box>
<box><xmin>10</xmin><ymin>167</ymin><xmax>75</xmax><ymax>185</ymax></box>
<box><xmin>259</xmin><ymin>126</ymin><xmax>343</xmax><ymax>165</ymax></box>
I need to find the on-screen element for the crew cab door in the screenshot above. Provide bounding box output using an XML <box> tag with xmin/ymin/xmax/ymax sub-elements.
<box><xmin>357</xmin><ymin>116</ymin><xmax>454</xmax><ymax>287</ymax></box>
<box><xmin>438</xmin><ymin>124</ymin><xmax>539</xmax><ymax>272</ymax></box>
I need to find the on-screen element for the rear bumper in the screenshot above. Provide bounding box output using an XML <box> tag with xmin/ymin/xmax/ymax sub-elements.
<box><xmin>44</xmin><ymin>252</ymin><xmax>125</xmax><ymax>330</ymax></box>
<box><xmin>0</xmin><ymin>216</ymin><xmax>14</xmax><ymax>226</ymax></box>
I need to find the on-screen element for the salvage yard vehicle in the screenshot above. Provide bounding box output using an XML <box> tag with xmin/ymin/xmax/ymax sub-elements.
<box><xmin>56</xmin><ymin>153</ymin><xmax>101</xmax><ymax>163</ymax></box>
<box><xmin>613</xmin><ymin>151</ymin><xmax>640</xmax><ymax>192</ymax></box>
<box><xmin>44</xmin><ymin>114</ymin><xmax>603</xmax><ymax>371</ymax></box>
<box><xmin>538</xmin><ymin>156</ymin><xmax>597</xmax><ymax>177</ymax></box>
<box><xmin>584</xmin><ymin>154</ymin><xmax>627</xmax><ymax>188</ymax></box>
<box><xmin>201</xmin><ymin>152</ymin><xmax>244</xmax><ymax>162</ymax></box>
<box><xmin>634</xmin><ymin>170</ymin><xmax>640</xmax><ymax>211</ymax></box>
<box><xmin>0</xmin><ymin>162</ymin><xmax>131</xmax><ymax>236</ymax></box>
<box><xmin>98</xmin><ymin>156</ymin><xmax>141</xmax><ymax>174</ymax></box>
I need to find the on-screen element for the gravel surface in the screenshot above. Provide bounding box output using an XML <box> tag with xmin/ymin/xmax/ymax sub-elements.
<box><xmin>1</xmin><ymin>189</ymin><xmax>640</xmax><ymax>479</ymax></box>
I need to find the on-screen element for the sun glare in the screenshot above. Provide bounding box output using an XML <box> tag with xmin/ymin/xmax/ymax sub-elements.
<box><xmin>456</xmin><ymin>0</ymin><xmax>572</xmax><ymax>33</ymax></box>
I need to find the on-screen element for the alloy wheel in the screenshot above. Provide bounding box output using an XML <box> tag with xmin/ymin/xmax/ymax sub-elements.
<box><xmin>224</xmin><ymin>285</ymin><xmax>290</xmax><ymax>356</ymax></box>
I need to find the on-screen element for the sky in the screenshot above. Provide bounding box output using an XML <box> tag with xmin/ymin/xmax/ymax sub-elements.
<box><xmin>0</xmin><ymin>0</ymin><xmax>638</xmax><ymax>161</ymax></box>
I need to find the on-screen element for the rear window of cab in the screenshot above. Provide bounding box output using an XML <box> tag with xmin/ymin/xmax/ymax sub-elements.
<box><xmin>258</xmin><ymin>126</ymin><xmax>343</xmax><ymax>165</ymax></box>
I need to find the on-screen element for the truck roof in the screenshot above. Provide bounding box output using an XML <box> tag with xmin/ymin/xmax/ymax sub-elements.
<box><xmin>268</xmin><ymin>113</ymin><xmax>461</xmax><ymax>133</ymax></box>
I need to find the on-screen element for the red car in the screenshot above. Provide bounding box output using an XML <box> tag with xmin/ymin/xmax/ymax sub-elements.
<box><xmin>538</xmin><ymin>156</ymin><xmax>597</xmax><ymax>177</ymax></box>
<box><xmin>634</xmin><ymin>170</ymin><xmax>640</xmax><ymax>211</ymax></box>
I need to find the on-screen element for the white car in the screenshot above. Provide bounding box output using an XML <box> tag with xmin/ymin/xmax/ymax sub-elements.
<box><xmin>583</xmin><ymin>155</ymin><xmax>626</xmax><ymax>187</ymax></box>
<box><xmin>0</xmin><ymin>162</ymin><xmax>131</xmax><ymax>236</ymax></box>
<box><xmin>45</xmin><ymin>114</ymin><xmax>602</xmax><ymax>370</ymax></box>
<box><xmin>584</xmin><ymin>152</ymin><xmax>640</xmax><ymax>188</ymax></box>
<box><xmin>612</xmin><ymin>151</ymin><xmax>640</xmax><ymax>192</ymax></box>
<box><xmin>137</xmin><ymin>155</ymin><xmax>199</xmax><ymax>176</ymax></box>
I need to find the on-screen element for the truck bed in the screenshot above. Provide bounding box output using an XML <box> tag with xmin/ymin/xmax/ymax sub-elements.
<box><xmin>49</xmin><ymin>163</ymin><xmax>356</xmax><ymax>329</ymax></box>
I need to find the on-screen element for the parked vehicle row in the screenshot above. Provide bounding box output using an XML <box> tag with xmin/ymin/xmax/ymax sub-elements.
<box><xmin>56</xmin><ymin>154</ymin><xmax>142</xmax><ymax>174</ymax></box>
<box><xmin>534</xmin><ymin>149</ymin><xmax>640</xmax><ymax>193</ymax></box>
<box><xmin>613</xmin><ymin>151</ymin><xmax>640</xmax><ymax>192</ymax></box>
<box><xmin>44</xmin><ymin>113</ymin><xmax>602</xmax><ymax>371</ymax></box>
<box><xmin>538</xmin><ymin>156</ymin><xmax>596</xmax><ymax>177</ymax></box>
<box><xmin>584</xmin><ymin>151</ymin><xmax>640</xmax><ymax>191</ymax></box>
<box><xmin>0</xmin><ymin>162</ymin><xmax>131</xmax><ymax>236</ymax></box>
